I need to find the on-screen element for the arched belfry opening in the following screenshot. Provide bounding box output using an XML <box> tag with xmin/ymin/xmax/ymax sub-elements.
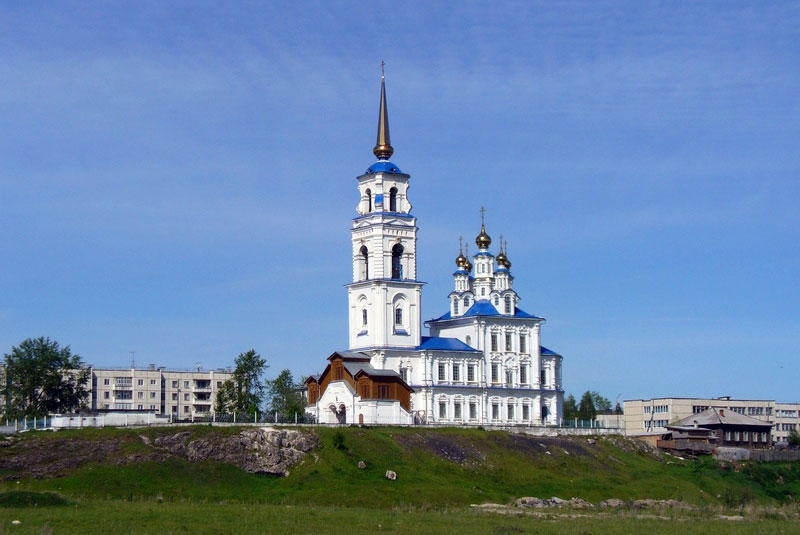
<box><xmin>360</xmin><ymin>245</ymin><xmax>369</xmax><ymax>280</ymax></box>
<box><xmin>391</xmin><ymin>243</ymin><xmax>404</xmax><ymax>279</ymax></box>
<box><xmin>389</xmin><ymin>187</ymin><xmax>398</xmax><ymax>212</ymax></box>
<box><xmin>365</xmin><ymin>189</ymin><xmax>372</xmax><ymax>213</ymax></box>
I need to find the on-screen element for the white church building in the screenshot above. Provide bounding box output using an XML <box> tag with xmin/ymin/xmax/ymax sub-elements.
<box><xmin>305</xmin><ymin>74</ymin><xmax>564</xmax><ymax>426</ymax></box>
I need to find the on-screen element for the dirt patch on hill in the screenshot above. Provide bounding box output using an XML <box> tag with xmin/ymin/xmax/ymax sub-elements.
<box><xmin>395</xmin><ymin>432</ymin><xmax>487</xmax><ymax>466</ymax></box>
<box><xmin>0</xmin><ymin>427</ymin><xmax>318</xmax><ymax>480</ymax></box>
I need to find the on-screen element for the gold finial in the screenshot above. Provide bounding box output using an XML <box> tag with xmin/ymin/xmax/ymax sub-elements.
<box><xmin>373</xmin><ymin>62</ymin><xmax>394</xmax><ymax>160</ymax></box>
<box><xmin>455</xmin><ymin>236</ymin><xmax>467</xmax><ymax>268</ymax></box>
<box><xmin>496</xmin><ymin>234</ymin><xmax>510</xmax><ymax>268</ymax></box>
<box><xmin>475</xmin><ymin>207</ymin><xmax>491</xmax><ymax>249</ymax></box>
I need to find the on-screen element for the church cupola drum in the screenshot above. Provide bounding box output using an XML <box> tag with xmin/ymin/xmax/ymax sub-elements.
<box><xmin>347</xmin><ymin>72</ymin><xmax>424</xmax><ymax>350</ymax></box>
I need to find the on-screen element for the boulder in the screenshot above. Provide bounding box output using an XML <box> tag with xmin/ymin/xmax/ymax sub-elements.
<box><xmin>568</xmin><ymin>497</ymin><xmax>593</xmax><ymax>509</ymax></box>
<box><xmin>599</xmin><ymin>498</ymin><xmax>626</xmax><ymax>508</ymax></box>
<box><xmin>385</xmin><ymin>470</ymin><xmax>397</xmax><ymax>480</ymax></box>
<box><xmin>515</xmin><ymin>497</ymin><xmax>547</xmax><ymax>508</ymax></box>
<box><xmin>358</xmin><ymin>460</ymin><xmax>366</xmax><ymax>469</ymax></box>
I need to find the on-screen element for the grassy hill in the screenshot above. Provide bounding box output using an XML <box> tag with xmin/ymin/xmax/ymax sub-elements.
<box><xmin>0</xmin><ymin>425</ymin><xmax>798</xmax><ymax>533</ymax></box>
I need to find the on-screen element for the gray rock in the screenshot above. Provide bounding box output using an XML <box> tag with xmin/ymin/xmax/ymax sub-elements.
<box><xmin>600</xmin><ymin>498</ymin><xmax>626</xmax><ymax>508</ymax></box>
<box><xmin>568</xmin><ymin>497</ymin><xmax>593</xmax><ymax>509</ymax></box>
<box><xmin>549</xmin><ymin>496</ymin><xmax>567</xmax><ymax>505</ymax></box>
<box><xmin>515</xmin><ymin>497</ymin><xmax>547</xmax><ymax>508</ymax></box>
<box><xmin>358</xmin><ymin>460</ymin><xmax>366</xmax><ymax>469</ymax></box>
<box><xmin>385</xmin><ymin>470</ymin><xmax>397</xmax><ymax>480</ymax></box>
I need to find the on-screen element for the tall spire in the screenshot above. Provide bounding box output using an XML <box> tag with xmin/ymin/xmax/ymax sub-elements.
<box><xmin>373</xmin><ymin>61</ymin><xmax>394</xmax><ymax>160</ymax></box>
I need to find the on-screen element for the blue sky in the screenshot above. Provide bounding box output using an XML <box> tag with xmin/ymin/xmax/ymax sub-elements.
<box><xmin>1</xmin><ymin>2</ymin><xmax>798</xmax><ymax>402</ymax></box>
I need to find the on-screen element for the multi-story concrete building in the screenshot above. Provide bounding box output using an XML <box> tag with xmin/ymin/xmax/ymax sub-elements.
<box><xmin>89</xmin><ymin>366</ymin><xmax>233</xmax><ymax>418</ymax></box>
<box><xmin>624</xmin><ymin>396</ymin><xmax>800</xmax><ymax>444</ymax></box>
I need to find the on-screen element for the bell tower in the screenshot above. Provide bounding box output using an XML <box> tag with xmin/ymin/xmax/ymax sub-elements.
<box><xmin>346</xmin><ymin>71</ymin><xmax>423</xmax><ymax>350</ymax></box>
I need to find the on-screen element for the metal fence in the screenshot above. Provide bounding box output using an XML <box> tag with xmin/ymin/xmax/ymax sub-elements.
<box><xmin>3</xmin><ymin>416</ymin><xmax>52</xmax><ymax>431</ymax></box>
<box><xmin>559</xmin><ymin>418</ymin><xmax>619</xmax><ymax>429</ymax></box>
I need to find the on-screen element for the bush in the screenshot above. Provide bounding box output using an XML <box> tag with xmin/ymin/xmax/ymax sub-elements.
<box><xmin>720</xmin><ymin>486</ymin><xmax>754</xmax><ymax>509</ymax></box>
<box><xmin>788</xmin><ymin>429</ymin><xmax>800</xmax><ymax>447</ymax></box>
<box><xmin>0</xmin><ymin>491</ymin><xmax>71</xmax><ymax>508</ymax></box>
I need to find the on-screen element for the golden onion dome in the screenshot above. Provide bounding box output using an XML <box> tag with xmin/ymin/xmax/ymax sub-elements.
<box><xmin>464</xmin><ymin>258</ymin><xmax>473</xmax><ymax>272</ymax></box>
<box><xmin>496</xmin><ymin>251</ymin><xmax>509</xmax><ymax>268</ymax></box>
<box><xmin>456</xmin><ymin>252</ymin><xmax>467</xmax><ymax>268</ymax></box>
<box><xmin>475</xmin><ymin>224</ymin><xmax>491</xmax><ymax>249</ymax></box>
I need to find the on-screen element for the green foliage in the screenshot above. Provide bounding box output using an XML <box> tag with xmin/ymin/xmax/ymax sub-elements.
<box><xmin>563</xmin><ymin>394</ymin><xmax>578</xmax><ymax>419</ymax></box>
<box><xmin>788</xmin><ymin>429</ymin><xmax>800</xmax><ymax>447</ymax></box>
<box><xmin>0</xmin><ymin>490</ymin><xmax>71</xmax><ymax>507</ymax></box>
<box><xmin>614</xmin><ymin>402</ymin><xmax>623</xmax><ymax>414</ymax></box>
<box><xmin>265</xmin><ymin>369</ymin><xmax>305</xmax><ymax>417</ymax></box>
<box><xmin>589</xmin><ymin>391</ymin><xmax>612</xmax><ymax>412</ymax></box>
<box><xmin>2</xmin><ymin>337</ymin><xmax>90</xmax><ymax>418</ymax></box>
<box><xmin>214</xmin><ymin>349</ymin><xmax>267</xmax><ymax>414</ymax></box>
<box><xmin>578</xmin><ymin>391</ymin><xmax>597</xmax><ymax>420</ymax></box>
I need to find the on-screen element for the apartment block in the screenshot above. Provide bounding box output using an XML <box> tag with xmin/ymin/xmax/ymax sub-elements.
<box><xmin>624</xmin><ymin>396</ymin><xmax>800</xmax><ymax>444</ymax></box>
<box><xmin>90</xmin><ymin>366</ymin><xmax>233</xmax><ymax>418</ymax></box>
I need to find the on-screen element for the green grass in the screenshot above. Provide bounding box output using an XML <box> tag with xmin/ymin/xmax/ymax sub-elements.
<box><xmin>0</xmin><ymin>501</ymin><xmax>794</xmax><ymax>535</ymax></box>
<box><xmin>3</xmin><ymin>426</ymin><xmax>797</xmax><ymax>508</ymax></box>
<box><xmin>1</xmin><ymin>426</ymin><xmax>798</xmax><ymax>533</ymax></box>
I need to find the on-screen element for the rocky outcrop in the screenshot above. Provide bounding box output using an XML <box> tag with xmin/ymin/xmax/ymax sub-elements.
<box><xmin>153</xmin><ymin>428</ymin><xmax>318</xmax><ymax>476</ymax></box>
<box><xmin>516</xmin><ymin>496</ymin><xmax>693</xmax><ymax>510</ymax></box>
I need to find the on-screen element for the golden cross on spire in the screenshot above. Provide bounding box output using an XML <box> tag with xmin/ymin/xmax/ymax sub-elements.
<box><xmin>458</xmin><ymin>235</ymin><xmax>463</xmax><ymax>253</ymax></box>
<box><xmin>499</xmin><ymin>234</ymin><xmax>504</xmax><ymax>252</ymax></box>
<box><xmin>480</xmin><ymin>206</ymin><xmax>486</xmax><ymax>227</ymax></box>
<box><xmin>381</xmin><ymin>60</ymin><xmax>385</xmax><ymax>78</ymax></box>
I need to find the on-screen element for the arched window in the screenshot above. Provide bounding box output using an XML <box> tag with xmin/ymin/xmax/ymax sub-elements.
<box><xmin>504</xmin><ymin>295</ymin><xmax>512</xmax><ymax>314</ymax></box>
<box><xmin>395</xmin><ymin>307</ymin><xmax>403</xmax><ymax>325</ymax></box>
<box><xmin>463</xmin><ymin>297</ymin><xmax>469</xmax><ymax>309</ymax></box>
<box><xmin>391</xmin><ymin>243</ymin><xmax>404</xmax><ymax>279</ymax></box>
<box><xmin>362</xmin><ymin>309</ymin><xmax>368</xmax><ymax>326</ymax></box>
<box><xmin>389</xmin><ymin>187</ymin><xmax>398</xmax><ymax>212</ymax></box>
<box><xmin>453</xmin><ymin>299</ymin><xmax>459</xmax><ymax>315</ymax></box>
<box><xmin>366</xmin><ymin>189</ymin><xmax>372</xmax><ymax>213</ymax></box>
<box><xmin>360</xmin><ymin>245</ymin><xmax>369</xmax><ymax>280</ymax></box>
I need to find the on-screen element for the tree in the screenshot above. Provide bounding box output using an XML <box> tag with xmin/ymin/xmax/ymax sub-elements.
<box><xmin>589</xmin><ymin>391</ymin><xmax>612</xmax><ymax>413</ymax></box>
<box><xmin>2</xmin><ymin>337</ymin><xmax>90</xmax><ymax>418</ymax></box>
<box><xmin>563</xmin><ymin>394</ymin><xmax>578</xmax><ymax>419</ymax></box>
<box><xmin>789</xmin><ymin>429</ymin><xmax>800</xmax><ymax>448</ymax></box>
<box><xmin>266</xmin><ymin>369</ymin><xmax>305</xmax><ymax>418</ymax></box>
<box><xmin>213</xmin><ymin>349</ymin><xmax>267</xmax><ymax>414</ymax></box>
<box><xmin>578</xmin><ymin>391</ymin><xmax>597</xmax><ymax>420</ymax></box>
<box><xmin>613</xmin><ymin>401</ymin><xmax>623</xmax><ymax>415</ymax></box>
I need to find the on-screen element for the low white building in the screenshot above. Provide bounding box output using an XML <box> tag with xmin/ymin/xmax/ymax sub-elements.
<box><xmin>305</xmin><ymin>74</ymin><xmax>564</xmax><ymax>426</ymax></box>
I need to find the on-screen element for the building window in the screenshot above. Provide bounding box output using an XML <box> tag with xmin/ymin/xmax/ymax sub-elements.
<box><xmin>439</xmin><ymin>401</ymin><xmax>447</xmax><ymax>419</ymax></box>
<box><xmin>519</xmin><ymin>335</ymin><xmax>526</xmax><ymax>353</ymax></box>
<box><xmin>151</xmin><ymin>379</ymin><xmax>156</xmax><ymax>385</ymax></box>
<box><xmin>138</xmin><ymin>392</ymin><xmax>143</xmax><ymax>399</ymax></box>
<box><xmin>520</xmin><ymin>366</ymin><xmax>527</xmax><ymax>384</ymax></box>
<box><xmin>377</xmin><ymin>385</ymin><xmax>390</xmax><ymax>399</ymax></box>
<box><xmin>467</xmin><ymin>365</ymin><xmax>475</xmax><ymax>382</ymax></box>
<box><xmin>491</xmin><ymin>364</ymin><xmax>499</xmax><ymax>383</ymax></box>
<box><xmin>492</xmin><ymin>403</ymin><xmax>499</xmax><ymax>420</ymax></box>
<box><xmin>505</xmin><ymin>332</ymin><xmax>512</xmax><ymax>351</ymax></box>
<box><xmin>522</xmin><ymin>405</ymin><xmax>530</xmax><ymax>420</ymax></box>
<box><xmin>506</xmin><ymin>369</ymin><xmax>513</xmax><ymax>386</ymax></box>
<box><xmin>138</xmin><ymin>379</ymin><xmax>143</xmax><ymax>386</ymax></box>
<box><xmin>734</xmin><ymin>431</ymin><xmax>740</xmax><ymax>441</ymax></box>
<box><xmin>395</xmin><ymin>307</ymin><xmax>403</xmax><ymax>326</ymax></box>
<box><xmin>466</xmin><ymin>335</ymin><xmax>471</xmax><ymax>346</ymax></box>
<box><xmin>362</xmin><ymin>309</ymin><xmax>368</xmax><ymax>326</ymax></box>
<box><xmin>469</xmin><ymin>402</ymin><xmax>477</xmax><ymax>420</ymax></box>
<box><xmin>172</xmin><ymin>381</ymin><xmax>178</xmax><ymax>388</ymax></box>
<box><xmin>508</xmin><ymin>404</ymin><xmax>515</xmax><ymax>420</ymax></box>
<box><xmin>360</xmin><ymin>245</ymin><xmax>369</xmax><ymax>280</ymax></box>
<box><xmin>481</xmin><ymin>287</ymin><xmax>486</xmax><ymax>296</ymax></box>
<box><xmin>454</xmin><ymin>402</ymin><xmax>462</xmax><ymax>420</ymax></box>
<box><xmin>400</xmin><ymin>368</ymin><xmax>408</xmax><ymax>382</ymax></box>
<box><xmin>490</xmin><ymin>334</ymin><xmax>498</xmax><ymax>352</ymax></box>
<box><xmin>360</xmin><ymin>384</ymin><xmax>369</xmax><ymax>398</ymax></box>
<box><xmin>172</xmin><ymin>406</ymin><xmax>177</xmax><ymax>413</ymax></box>
<box><xmin>104</xmin><ymin>391</ymin><xmax>109</xmax><ymax>399</ymax></box>
<box><xmin>494</xmin><ymin>297</ymin><xmax>499</xmax><ymax>306</ymax></box>
<box><xmin>184</xmin><ymin>381</ymin><xmax>189</xmax><ymax>389</ymax></box>
<box><xmin>504</xmin><ymin>295</ymin><xmax>512</xmax><ymax>314</ymax></box>
<box><xmin>184</xmin><ymin>406</ymin><xmax>189</xmax><ymax>413</ymax></box>
<box><xmin>138</xmin><ymin>404</ymin><xmax>143</xmax><ymax>410</ymax></box>
<box><xmin>150</xmin><ymin>392</ymin><xmax>156</xmax><ymax>398</ymax></box>
<box><xmin>463</xmin><ymin>297</ymin><xmax>469</xmax><ymax>309</ymax></box>
<box><xmin>184</xmin><ymin>393</ymin><xmax>189</xmax><ymax>401</ymax></box>
<box><xmin>389</xmin><ymin>187</ymin><xmax>397</xmax><ymax>212</ymax></box>
<box><xmin>391</xmin><ymin>243</ymin><xmax>404</xmax><ymax>279</ymax></box>
<box><xmin>452</xmin><ymin>364</ymin><xmax>460</xmax><ymax>382</ymax></box>
<box><xmin>438</xmin><ymin>363</ymin><xmax>446</xmax><ymax>382</ymax></box>
<box><xmin>453</xmin><ymin>300</ymin><xmax>459</xmax><ymax>315</ymax></box>
<box><xmin>540</xmin><ymin>369</ymin><xmax>547</xmax><ymax>386</ymax></box>
<box><xmin>172</xmin><ymin>393</ymin><xmax>178</xmax><ymax>401</ymax></box>
<box><xmin>366</xmin><ymin>188</ymin><xmax>372</xmax><ymax>212</ymax></box>
<box><xmin>104</xmin><ymin>378</ymin><xmax>110</xmax><ymax>385</ymax></box>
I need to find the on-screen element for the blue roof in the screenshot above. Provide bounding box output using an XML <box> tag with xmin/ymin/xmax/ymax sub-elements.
<box><xmin>540</xmin><ymin>345</ymin><xmax>561</xmax><ymax>356</ymax></box>
<box><xmin>417</xmin><ymin>336</ymin><xmax>479</xmax><ymax>351</ymax></box>
<box><xmin>429</xmin><ymin>300</ymin><xmax>544</xmax><ymax>321</ymax></box>
<box><xmin>366</xmin><ymin>161</ymin><xmax>402</xmax><ymax>174</ymax></box>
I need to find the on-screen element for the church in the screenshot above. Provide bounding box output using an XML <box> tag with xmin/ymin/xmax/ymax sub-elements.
<box><xmin>304</xmin><ymin>74</ymin><xmax>564</xmax><ymax>426</ymax></box>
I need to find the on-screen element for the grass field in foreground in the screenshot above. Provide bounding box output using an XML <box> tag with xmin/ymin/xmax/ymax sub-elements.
<box><xmin>0</xmin><ymin>501</ymin><xmax>796</xmax><ymax>535</ymax></box>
